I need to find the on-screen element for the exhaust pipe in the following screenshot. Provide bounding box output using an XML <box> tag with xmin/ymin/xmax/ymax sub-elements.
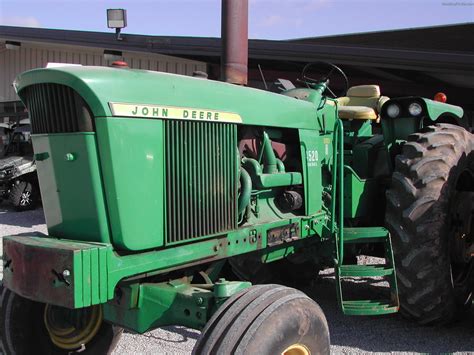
<box><xmin>221</xmin><ymin>0</ymin><xmax>248</xmax><ymax>85</ymax></box>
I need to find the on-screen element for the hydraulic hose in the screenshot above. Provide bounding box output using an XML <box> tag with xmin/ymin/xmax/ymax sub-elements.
<box><xmin>238</xmin><ymin>167</ymin><xmax>252</xmax><ymax>216</ymax></box>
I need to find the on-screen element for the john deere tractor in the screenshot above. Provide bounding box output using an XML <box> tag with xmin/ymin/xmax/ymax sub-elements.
<box><xmin>2</xmin><ymin>8</ymin><xmax>474</xmax><ymax>351</ymax></box>
<box><xmin>1</xmin><ymin>57</ymin><xmax>472</xmax><ymax>354</ymax></box>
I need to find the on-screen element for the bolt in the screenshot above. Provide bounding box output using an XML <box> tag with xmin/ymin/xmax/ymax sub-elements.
<box><xmin>196</xmin><ymin>297</ymin><xmax>204</xmax><ymax>305</ymax></box>
<box><xmin>62</xmin><ymin>269</ymin><xmax>71</xmax><ymax>278</ymax></box>
<box><xmin>65</xmin><ymin>153</ymin><xmax>75</xmax><ymax>161</ymax></box>
<box><xmin>213</xmin><ymin>245</ymin><xmax>220</xmax><ymax>252</ymax></box>
<box><xmin>305</xmin><ymin>225</ymin><xmax>310</xmax><ymax>231</ymax></box>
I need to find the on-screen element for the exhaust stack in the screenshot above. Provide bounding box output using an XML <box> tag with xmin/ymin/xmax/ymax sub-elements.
<box><xmin>221</xmin><ymin>0</ymin><xmax>248</xmax><ymax>85</ymax></box>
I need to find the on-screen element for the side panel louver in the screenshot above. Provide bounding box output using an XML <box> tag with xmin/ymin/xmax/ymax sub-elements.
<box><xmin>165</xmin><ymin>120</ymin><xmax>237</xmax><ymax>244</ymax></box>
<box><xmin>20</xmin><ymin>83</ymin><xmax>93</xmax><ymax>134</ymax></box>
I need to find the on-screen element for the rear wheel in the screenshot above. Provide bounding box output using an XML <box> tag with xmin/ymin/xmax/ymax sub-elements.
<box><xmin>385</xmin><ymin>123</ymin><xmax>474</xmax><ymax>324</ymax></box>
<box><xmin>193</xmin><ymin>284</ymin><xmax>330</xmax><ymax>355</ymax></box>
<box><xmin>0</xmin><ymin>285</ymin><xmax>122</xmax><ymax>354</ymax></box>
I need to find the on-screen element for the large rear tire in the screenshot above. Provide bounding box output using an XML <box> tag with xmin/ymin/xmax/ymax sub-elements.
<box><xmin>385</xmin><ymin>123</ymin><xmax>474</xmax><ymax>324</ymax></box>
<box><xmin>0</xmin><ymin>285</ymin><xmax>122</xmax><ymax>355</ymax></box>
<box><xmin>193</xmin><ymin>284</ymin><xmax>330</xmax><ymax>355</ymax></box>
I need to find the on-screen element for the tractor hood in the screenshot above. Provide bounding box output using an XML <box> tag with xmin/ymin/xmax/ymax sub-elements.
<box><xmin>14</xmin><ymin>66</ymin><xmax>318</xmax><ymax>130</ymax></box>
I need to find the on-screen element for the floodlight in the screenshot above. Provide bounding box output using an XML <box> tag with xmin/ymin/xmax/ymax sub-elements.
<box><xmin>107</xmin><ymin>9</ymin><xmax>127</xmax><ymax>40</ymax></box>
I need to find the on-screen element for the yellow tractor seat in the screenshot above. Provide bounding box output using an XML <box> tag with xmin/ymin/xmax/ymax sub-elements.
<box><xmin>336</xmin><ymin>85</ymin><xmax>389</xmax><ymax>121</ymax></box>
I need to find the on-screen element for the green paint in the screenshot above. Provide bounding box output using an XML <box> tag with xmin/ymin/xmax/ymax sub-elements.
<box><xmin>95</xmin><ymin>117</ymin><xmax>165</xmax><ymax>250</ymax></box>
<box><xmin>422</xmin><ymin>98</ymin><xmax>464</xmax><ymax>121</ymax></box>
<box><xmin>242</xmin><ymin>158</ymin><xmax>303</xmax><ymax>189</ymax></box>
<box><xmin>15</xmin><ymin>67</ymin><xmax>318</xmax><ymax>130</ymax></box>
<box><xmin>298</xmin><ymin>129</ymin><xmax>326</xmax><ymax>216</ymax></box>
<box><xmin>343</xmin><ymin>166</ymin><xmax>378</xmax><ymax>218</ymax></box>
<box><xmin>103</xmin><ymin>279</ymin><xmax>250</xmax><ymax>333</ymax></box>
<box><xmin>32</xmin><ymin>134</ymin><xmax>111</xmax><ymax>243</ymax></box>
<box><xmin>336</xmin><ymin>227</ymin><xmax>399</xmax><ymax>315</ymax></box>
<box><xmin>380</xmin><ymin>96</ymin><xmax>465</xmax><ymax>150</ymax></box>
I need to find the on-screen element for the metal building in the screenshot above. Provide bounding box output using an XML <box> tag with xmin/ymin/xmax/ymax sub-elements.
<box><xmin>1</xmin><ymin>23</ymin><xmax>473</xmax><ymax>122</ymax></box>
<box><xmin>0</xmin><ymin>32</ymin><xmax>206</xmax><ymax>123</ymax></box>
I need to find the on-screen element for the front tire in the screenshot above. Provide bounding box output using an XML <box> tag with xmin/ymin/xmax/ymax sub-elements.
<box><xmin>0</xmin><ymin>285</ymin><xmax>122</xmax><ymax>355</ymax></box>
<box><xmin>385</xmin><ymin>123</ymin><xmax>474</xmax><ymax>324</ymax></box>
<box><xmin>193</xmin><ymin>284</ymin><xmax>330</xmax><ymax>355</ymax></box>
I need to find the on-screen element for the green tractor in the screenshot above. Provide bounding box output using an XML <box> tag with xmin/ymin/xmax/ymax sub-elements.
<box><xmin>1</xmin><ymin>35</ymin><xmax>474</xmax><ymax>354</ymax></box>
<box><xmin>1</xmin><ymin>59</ymin><xmax>472</xmax><ymax>354</ymax></box>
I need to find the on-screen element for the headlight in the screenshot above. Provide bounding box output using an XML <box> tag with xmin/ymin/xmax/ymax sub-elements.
<box><xmin>0</xmin><ymin>167</ymin><xmax>14</xmax><ymax>179</ymax></box>
<box><xmin>386</xmin><ymin>104</ymin><xmax>400</xmax><ymax>118</ymax></box>
<box><xmin>408</xmin><ymin>102</ymin><xmax>423</xmax><ymax>116</ymax></box>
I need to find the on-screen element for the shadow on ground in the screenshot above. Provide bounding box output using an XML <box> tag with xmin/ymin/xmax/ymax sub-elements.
<box><xmin>305</xmin><ymin>271</ymin><xmax>474</xmax><ymax>353</ymax></box>
<box><xmin>0</xmin><ymin>205</ymin><xmax>46</xmax><ymax>230</ymax></box>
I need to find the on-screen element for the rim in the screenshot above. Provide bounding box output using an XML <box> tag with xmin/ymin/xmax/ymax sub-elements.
<box><xmin>20</xmin><ymin>190</ymin><xmax>31</xmax><ymax>206</ymax></box>
<box><xmin>44</xmin><ymin>304</ymin><xmax>103</xmax><ymax>350</ymax></box>
<box><xmin>282</xmin><ymin>343</ymin><xmax>311</xmax><ymax>355</ymax></box>
<box><xmin>449</xmin><ymin>168</ymin><xmax>474</xmax><ymax>302</ymax></box>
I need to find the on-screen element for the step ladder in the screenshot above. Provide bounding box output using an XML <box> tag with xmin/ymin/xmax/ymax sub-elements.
<box><xmin>335</xmin><ymin>227</ymin><xmax>399</xmax><ymax>315</ymax></box>
<box><xmin>331</xmin><ymin>119</ymin><xmax>399</xmax><ymax>316</ymax></box>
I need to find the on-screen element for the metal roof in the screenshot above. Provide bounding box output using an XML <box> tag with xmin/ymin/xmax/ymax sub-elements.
<box><xmin>1</xmin><ymin>24</ymin><xmax>473</xmax><ymax>75</ymax></box>
<box><xmin>1</xmin><ymin>24</ymin><xmax>473</xmax><ymax>109</ymax></box>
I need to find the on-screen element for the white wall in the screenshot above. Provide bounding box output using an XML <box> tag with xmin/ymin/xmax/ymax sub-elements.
<box><xmin>0</xmin><ymin>41</ymin><xmax>207</xmax><ymax>102</ymax></box>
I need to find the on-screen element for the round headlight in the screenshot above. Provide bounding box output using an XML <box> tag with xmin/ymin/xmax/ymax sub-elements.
<box><xmin>408</xmin><ymin>102</ymin><xmax>423</xmax><ymax>116</ymax></box>
<box><xmin>386</xmin><ymin>104</ymin><xmax>400</xmax><ymax>118</ymax></box>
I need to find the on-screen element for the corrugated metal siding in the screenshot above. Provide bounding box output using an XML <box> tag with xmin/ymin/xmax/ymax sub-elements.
<box><xmin>0</xmin><ymin>43</ymin><xmax>206</xmax><ymax>102</ymax></box>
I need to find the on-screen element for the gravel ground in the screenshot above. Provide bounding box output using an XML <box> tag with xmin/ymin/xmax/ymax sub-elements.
<box><xmin>1</xmin><ymin>206</ymin><xmax>474</xmax><ymax>354</ymax></box>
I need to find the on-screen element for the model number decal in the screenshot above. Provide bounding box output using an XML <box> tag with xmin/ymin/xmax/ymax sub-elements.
<box><xmin>307</xmin><ymin>150</ymin><xmax>319</xmax><ymax>167</ymax></box>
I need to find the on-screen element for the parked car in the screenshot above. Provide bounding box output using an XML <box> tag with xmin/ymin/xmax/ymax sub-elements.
<box><xmin>0</xmin><ymin>123</ymin><xmax>12</xmax><ymax>154</ymax></box>
<box><xmin>0</xmin><ymin>121</ymin><xmax>39</xmax><ymax>210</ymax></box>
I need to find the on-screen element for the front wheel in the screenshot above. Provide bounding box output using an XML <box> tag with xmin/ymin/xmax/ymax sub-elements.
<box><xmin>193</xmin><ymin>284</ymin><xmax>330</xmax><ymax>355</ymax></box>
<box><xmin>0</xmin><ymin>285</ymin><xmax>122</xmax><ymax>355</ymax></box>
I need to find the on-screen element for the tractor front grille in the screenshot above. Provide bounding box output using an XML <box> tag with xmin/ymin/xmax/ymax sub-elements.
<box><xmin>165</xmin><ymin>120</ymin><xmax>237</xmax><ymax>244</ymax></box>
<box><xmin>20</xmin><ymin>83</ymin><xmax>94</xmax><ymax>134</ymax></box>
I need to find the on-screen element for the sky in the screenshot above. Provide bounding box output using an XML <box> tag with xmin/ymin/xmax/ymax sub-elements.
<box><xmin>0</xmin><ymin>0</ymin><xmax>473</xmax><ymax>40</ymax></box>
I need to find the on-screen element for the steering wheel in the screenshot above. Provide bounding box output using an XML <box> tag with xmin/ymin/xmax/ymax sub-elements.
<box><xmin>301</xmin><ymin>61</ymin><xmax>349</xmax><ymax>98</ymax></box>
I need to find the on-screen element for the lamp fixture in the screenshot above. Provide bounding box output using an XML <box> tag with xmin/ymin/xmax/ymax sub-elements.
<box><xmin>107</xmin><ymin>8</ymin><xmax>127</xmax><ymax>41</ymax></box>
